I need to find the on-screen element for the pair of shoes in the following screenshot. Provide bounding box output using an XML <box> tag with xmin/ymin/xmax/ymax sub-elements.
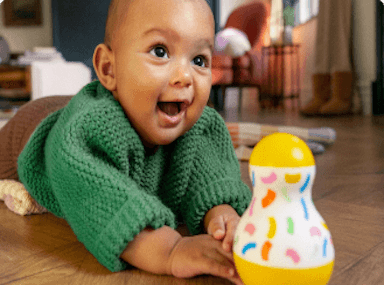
<box><xmin>300</xmin><ymin>74</ymin><xmax>331</xmax><ymax>116</ymax></box>
<box><xmin>300</xmin><ymin>72</ymin><xmax>353</xmax><ymax>116</ymax></box>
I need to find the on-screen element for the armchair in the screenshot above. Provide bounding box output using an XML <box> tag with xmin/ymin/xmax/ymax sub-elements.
<box><xmin>211</xmin><ymin>1</ymin><xmax>269</xmax><ymax>110</ymax></box>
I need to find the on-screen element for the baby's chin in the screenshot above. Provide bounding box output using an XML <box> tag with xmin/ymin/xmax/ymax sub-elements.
<box><xmin>139</xmin><ymin>133</ymin><xmax>176</xmax><ymax>149</ymax></box>
<box><xmin>144</xmin><ymin>127</ymin><xmax>192</xmax><ymax>148</ymax></box>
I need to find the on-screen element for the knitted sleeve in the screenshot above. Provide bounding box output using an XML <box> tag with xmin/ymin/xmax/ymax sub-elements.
<box><xmin>181</xmin><ymin>108</ymin><xmax>252</xmax><ymax>235</ymax></box>
<box><xmin>21</xmin><ymin>97</ymin><xmax>177</xmax><ymax>272</ymax></box>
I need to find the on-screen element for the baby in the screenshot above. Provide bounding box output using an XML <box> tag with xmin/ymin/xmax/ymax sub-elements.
<box><xmin>0</xmin><ymin>0</ymin><xmax>251</xmax><ymax>284</ymax></box>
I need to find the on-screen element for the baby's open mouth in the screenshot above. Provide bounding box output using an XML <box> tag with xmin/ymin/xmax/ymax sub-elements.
<box><xmin>157</xmin><ymin>102</ymin><xmax>183</xmax><ymax>116</ymax></box>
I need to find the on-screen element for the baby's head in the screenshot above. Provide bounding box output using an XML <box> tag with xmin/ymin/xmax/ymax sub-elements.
<box><xmin>93</xmin><ymin>0</ymin><xmax>215</xmax><ymax>150</ymax></box>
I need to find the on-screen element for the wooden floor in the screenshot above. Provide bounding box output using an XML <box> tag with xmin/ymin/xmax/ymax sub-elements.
<box><xmin>1</xmin><ymin>95</ymin><xmax>384</xmax><ymax>284</ymax></box>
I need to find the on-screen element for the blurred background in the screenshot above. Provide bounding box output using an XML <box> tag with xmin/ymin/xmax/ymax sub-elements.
<box><xmin>0</xmin><ymin>0</ymin><xmax>379</xmax><ymax>115</ymax></box>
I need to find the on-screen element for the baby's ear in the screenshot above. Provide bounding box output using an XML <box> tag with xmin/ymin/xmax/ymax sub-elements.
<box><xmin>93</xmin><ymin>44</ymin><xmax>117</xmax><ymax>91</ymax></box>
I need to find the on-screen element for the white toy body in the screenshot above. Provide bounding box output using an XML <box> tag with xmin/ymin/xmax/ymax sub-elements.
<box><xmin>233</xmin><ymin>133</ymin><xmax>335</xmax><ymax>285</ymax></box>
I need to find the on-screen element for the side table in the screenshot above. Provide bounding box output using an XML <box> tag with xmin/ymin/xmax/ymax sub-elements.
<box><xmin>261</xmin><ymin>44</ymin><xmax>301</xmax><ymax>109</ymax></box>
<box><xmin>0</xmin><ymin>64</ymin><xmax>31</xmax><ymax>110</ymax></box>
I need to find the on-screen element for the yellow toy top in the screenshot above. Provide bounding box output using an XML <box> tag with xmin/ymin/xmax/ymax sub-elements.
<box><xmin>250</xmin><ymin>133</ymin><xmax>315</xmax><ymax>167</ymax></box>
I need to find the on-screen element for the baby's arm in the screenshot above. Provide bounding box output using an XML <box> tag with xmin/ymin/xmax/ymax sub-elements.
<box><xmin>204</xmin><ymin>204</ymin><xmax>240</xmax><ymax>252</ymax></box>
<box><xmin>120</xmin><ymin>226</ymin><xmax>242</xmax><ymax>284</ymax></box>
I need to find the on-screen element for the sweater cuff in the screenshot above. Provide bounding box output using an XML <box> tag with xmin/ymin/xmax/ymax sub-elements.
<box><xmin>92</xmin><ymin>194</ymin><xmax>177</xmax><ymax>272</ymax></box>
<box><xmin>184</xmin><ymin>179</ymin><xmax>252</xmax><ymax>235</ymax></box>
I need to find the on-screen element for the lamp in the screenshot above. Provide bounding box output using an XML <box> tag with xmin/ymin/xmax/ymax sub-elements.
<box><xmin>0</xmin><ymin>36</ymin><xmax>10</xmax><ymax>64</ymax></box>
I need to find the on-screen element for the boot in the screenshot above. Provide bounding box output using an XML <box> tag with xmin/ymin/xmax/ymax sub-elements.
<box><xmin>319</xmin><ymin>72</ymin><xmax>353</xmax><ymax>115</ymax></box>
<box><xmin>300</xmin><ymin>74</ymin><xmax>331</xmax><ymax>116</ymax></box>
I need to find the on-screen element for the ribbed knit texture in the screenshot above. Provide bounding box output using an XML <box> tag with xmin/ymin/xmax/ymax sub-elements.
<box><xmin>17</xmin><ymin>81</ymin><xmax>252</xmax><ymax>272</ymax></box>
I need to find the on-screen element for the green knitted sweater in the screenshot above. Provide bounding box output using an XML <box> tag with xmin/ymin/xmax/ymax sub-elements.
<box><xmin>17</xmin><ymin>81</ymin><xmax>252</xmax><ymax>272</ymax></box>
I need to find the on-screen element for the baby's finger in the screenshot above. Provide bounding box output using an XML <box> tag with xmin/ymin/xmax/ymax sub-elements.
<box><xmin>207</xmin><ymin>216</ymin><xmax>226</xmax><ymax>240</ymax></box>
<box><xmin>214</xmin><ymin>255</ymin><xmax>243</xmax><ymax>285</ymax></box>
<box><xmin>227</xmin><ymin>274</ymin><xmax>244</xmax><ymax>285</ymax></box>
<box><xmin>216</xmin><ymin>240</ymin><xmax>235</xmax><ymax>263</ymax></box>
<box><xmin>223</xmin><ymin>217</ymin><xmax>239</xmax><ymax>252</ymax></box>
<box><xmin>203</xmin><ymin>250</ymin><xmax>237</xmax><ymax>280</ymax></box>
<box><xmin>222</xmin><ymin>264</ymin><xmax>244</xmax><ymax>285</ymax></box>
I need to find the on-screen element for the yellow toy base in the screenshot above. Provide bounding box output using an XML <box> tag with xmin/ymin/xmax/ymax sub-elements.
<box><xmin>234</xmin><ymin>253</ymin><xmax>334</xmax><ymax>285</ymax></box>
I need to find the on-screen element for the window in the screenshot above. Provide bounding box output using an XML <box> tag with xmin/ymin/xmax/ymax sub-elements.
<box><xmin>283</xmin><ymin>0</ymin><xmax>319</xmax><ymax>26</ymax></box>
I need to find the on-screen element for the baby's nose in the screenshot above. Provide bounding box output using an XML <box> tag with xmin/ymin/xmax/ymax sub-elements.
<box><xmin>170</xmin><ymin>62</ymin><xmax>192</xmax><ymax>88</ymax></box>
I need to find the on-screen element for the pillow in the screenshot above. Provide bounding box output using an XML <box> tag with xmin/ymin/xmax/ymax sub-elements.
<box><xmin>215</xmin><ymin>28</ymin><xmax>252</xmax><ymax>57</ymax></box>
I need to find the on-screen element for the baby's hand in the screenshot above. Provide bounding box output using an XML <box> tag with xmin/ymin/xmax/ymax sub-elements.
<box><xmin>206</xmin><ymin>206</ymin><xmax>240</xmax><ymax>252</ymax></box>
<box><xmin>168</xmin><ymin>234</ymin><xmax>243</xmax><ymax>285</ymax></box>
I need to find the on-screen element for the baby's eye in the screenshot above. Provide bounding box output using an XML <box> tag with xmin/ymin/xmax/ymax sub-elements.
<box><xmin>192</xmin><ymin>56</ymin><xmax>208</xmax><ymax>68</ymax></box>
<box><xmin>150</xmin><ymin>46</ymin><xmax>169</xmax><ymax>59</ymax></box>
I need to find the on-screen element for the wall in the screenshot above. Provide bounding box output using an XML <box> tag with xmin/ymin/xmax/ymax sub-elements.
<box><xmin>0</xmin><ymin>0</ymin><xmax>53</xmax><ymax>53</ymax></box>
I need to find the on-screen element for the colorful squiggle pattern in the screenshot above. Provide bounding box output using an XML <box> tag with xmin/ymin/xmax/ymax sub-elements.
<box><xmin>323</xmin><ymin>238</ymin><xmax>328</xmax><ymax>257</ymax></box>
<box><xmin>261</xmin><ymin>172</ymin><xmax>277</xmax><ymax>184</ymax></box>
<box><xmin>242</xmin><ymin>242</ymin><xmax>257</xmax><ymax>255</ymax></box>
<box><xmin>262</xmin><ymin>241</ymin><xmax>272</xmax><ymax>261</ymax></box>
<box><xmin>285</xmin><ymin>173</ymin><xmax>301</xmax><ymax>183</ymax></box>
<box><xmin>301</xmin><ymin>197</ymin><xmax>309</xmax><ymax>220</ymax></box>
<box><xmin>249</xmin><ymin>198</ymin><xmax>256</xmax><ymax>216</ymax></box>
<box><xmin>245</xmin><ymin>223</ymin><xmax>256</xmax><ymax>235</ymax></box>
<box><xmin>300</xmin><ymin>174</ymin><xmax>311</xmax><ymax>193</ymax></box>
<box><xmin>310</xmin><ymin>227</ymin><xmax>321</xmax><ymax>237</ymax></box>
<box><xmin>287</xmin><ymin>217</ymin><xmax>294</xmax><ymax>235</ymax></box>
<box><xmin>280</xmin><ymin>186</ymin><xmax>291</xmax><ymax>202</ymax></box>
<box><xmin>262</xmin><ymin>189</ymin><xmax>276</xmax><ymax>208</ymax></box>
<box><xmin>240</xmin><ymin>171</ymin><xmax>332</xmax><ymax>267</ymax></box>
<box><xmin>267</xmin><ymin>217</ymin><xmax>276</xmax><ymax>239</ymax></box>
<box><xmin>286</xmin><ymin>248</ymin><xmax>300</xmax><ymax>264</ymax></box>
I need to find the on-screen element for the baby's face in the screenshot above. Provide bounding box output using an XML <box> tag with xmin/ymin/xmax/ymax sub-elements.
<box><xmin>111</xmin><ymin>0</ymin><xmax>215</xmax><ymax>149</ymax></box>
